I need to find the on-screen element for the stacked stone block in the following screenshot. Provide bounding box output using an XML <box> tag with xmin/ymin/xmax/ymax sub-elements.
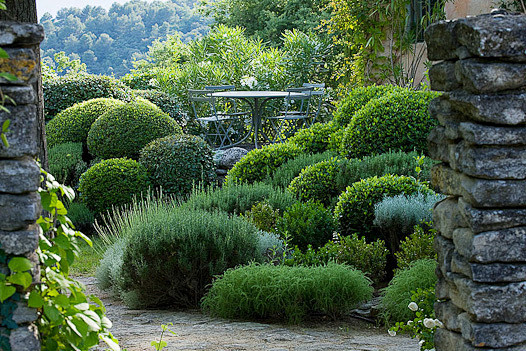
<box><xmin>0</xmin><ymin>21</ymin><xmax>44</xmax><ymax>350</ymax></box>
<box><xmin>425</xmin><ymin>10</ymin><xmax>526</xmax><ymax>350</ymax></box>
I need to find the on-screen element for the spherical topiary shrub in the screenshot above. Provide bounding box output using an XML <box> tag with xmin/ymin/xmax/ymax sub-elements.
<box><xmin>225</xmin><ymin>143</ymin><xmax>304</xmax><ymax>185</ymax></box>
<box><xmin>278</xmin><ymin>201</ymin><xmax>336</xmax><ymax>250</ymax></box>
<box><xmin>133</xmin><ymin>89</ymin><xmax>185</xmax><ymax>127</ymax></box>
<box><xmin>334</xmin><ymin>175</ymin><xmax>431</xmax><ymax>238</ymax></box>
<box><xmin>288</xmin><ymin>157</ymin><xmax>348</xmax><ymax>206</ymax></box>
<box><xmin>87</xmin><ymin>101</ymin><xmax>182</xmax><ymax>160</ymax></box>
<box><xmin>333</xmin><ymin>85</ymin><xmax>400</xmax><ymax>127</ymax></box>
<box><xmin>288</xmin><ymin>121</ymin><xmax>340</xmax><ymax>154</ymax></box>
<box><xmin>46</xmin><ymin>98</ymin><xmax>125</xmax><ymax>149</ymax></box>
<box><xmin>341</xmin><ymin>89</ymin><xmax>440</xmax><ymax>159</ymax></box>
<box><xmin>43</xmin><ymin>74</ymin><xmax>134</xmax><ymax>119</ymax></box>
<box><xmin>78</xmin><ymin>158</ymin><xmax>150</xmax><ymax>214</ymax></box>
<box><xmin>139</xmin><ymin>134</ymin><xmax>216</xmax><ymax>198</ymax></box>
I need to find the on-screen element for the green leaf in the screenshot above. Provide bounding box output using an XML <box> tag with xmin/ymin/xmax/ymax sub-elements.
<box><xmin>44</xmin><ymin>304</ymin><xmax>63</xmax><ymax>323</ymax></box>
<box><xmin>0</xmin><ymin>282</ymin><xmax>16</xmax><ymax>302</ymax></box>
<box><xmin>77</xmin><ymin>313</ymin><xmax>101</xmax><ymax>332</ymax></box>
<box><xmin>1</xmin><ymin>134</ymin><xmax>8</xmax><ymax>148</ymax></box>
<box><xmin>101</xmin><ymin>335</ymin><xmax>121</xmax><ymax>351</ymax></box>
<box><xmin>7</xmin><ymin>272</ymin><xmax>33</xmax><ymax>289</ymax></box>
<box><xmin>54</xmin><ymin>294</ymin><xmax>70</xmax><ymax>308</ymax></box>
<box><xmin>8</xmin><ymin>257</ymin><xmax>33</xmax><ymax>272</ymax></box>
<box><xmin>28</xmin><ymin>290</ymin><xmax>45</xmax><ymax>308</ymax></box>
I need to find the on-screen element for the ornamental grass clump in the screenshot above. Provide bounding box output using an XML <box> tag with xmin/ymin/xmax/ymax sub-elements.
<box><xmin>202</xmin><ymin>262</ymin><xmax>373</xmax><ymax>323</ymax></box>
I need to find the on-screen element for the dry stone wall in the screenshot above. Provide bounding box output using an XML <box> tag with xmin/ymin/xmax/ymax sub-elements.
<box><xmin>425</xmin><ymin>10</ymin><xmax>526</xmax><ymax>350</ymax></box>
<box><xmin>0</xmin><ymin>21</ymin><xmax>44</xmax><ymax>351</ymax></box>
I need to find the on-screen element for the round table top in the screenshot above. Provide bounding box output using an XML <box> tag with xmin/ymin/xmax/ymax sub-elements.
<box><xmin>210</xmin><ymin>90</ymin><xmax>305</xmax><ymax>99</ymax></box>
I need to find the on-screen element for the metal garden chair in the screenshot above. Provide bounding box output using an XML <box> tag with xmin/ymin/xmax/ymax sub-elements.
<box><xmin>302</xmin><ymin>83</ymin><xmax>325</xmax><ymax>126</ymax></box>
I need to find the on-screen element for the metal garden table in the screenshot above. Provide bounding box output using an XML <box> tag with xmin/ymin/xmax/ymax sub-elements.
<box><xmin>210</xmin><ymin>90</ymin><xmax>306</xmax><ymax>148</ymax></box>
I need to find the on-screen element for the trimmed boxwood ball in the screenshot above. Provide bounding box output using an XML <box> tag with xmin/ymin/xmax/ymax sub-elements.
<box><xmin>46</xmin><ymin>98</ymin><xmax>125</xmax><ymax>149</ymax></box>
<box><xmin>78</xmin><ymin>158</ymin><xmax>150</xmax><ymax>215</ymax></box>
<box><xmin>133</xmin><ymin>89</ymin><xmax>184</xmax><ymax>126</ymax></box>
<box><xmin>44</xmin><ymin>74</ymin><xmax>134</xmax><ymax>119</ymax></box>
<box><xmin>225</xmin><ymin>143</ymin><xmax>304</xmax><ymax>185</ymax></box>
<box><xmin>334</xmin><ymin>175</ymin><xmax>432</xmax><ymax>238</ymax></box>
<box><xmin>288</xmin><ymin>121</ymin><xmax>340</xmax><ymax>154</ymax></box>
<box><xmin>341</xmin><ymin>89</ymin><xmax>440</xmax><ymax>159</ymax></box>
<box><xmin>139</xmin><ymin>134</ymin><xmax>216</xmax><ymax>197</ymax></box>
<box><xmin>87</xmin><ymin>100</ymin><xmax>182</xmax><ymax>160</ymax></box>
<box><xmin>333</xmin><ymin>85</ymin><xmax>400</xmax><ymax>127</ymax></box>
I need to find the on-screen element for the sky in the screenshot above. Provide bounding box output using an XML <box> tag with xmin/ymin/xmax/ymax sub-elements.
<box><xmin>36</xmin><ymin>0</ymin><xmax>159</xmax><ymax>17</ymax></box>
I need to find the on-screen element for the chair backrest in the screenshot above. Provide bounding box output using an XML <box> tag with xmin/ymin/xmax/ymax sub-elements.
<box><xmin>284</xmin><ymin>86</ymin><xmax>313</xmax><ymax>116</ymax></box>
<box><xmin>205</xmin><ymin>85</ymin><xmax>242</xmax><ymax>113</ymax></box>
<box><xmin>302</xmin><ymin>83</ymin><xmax>325</xmax><ymax>124</ymax></box>
<box><xmin>188</xmin><ymin>89</ymin><xmax>218</xmax><ymax>119</ymax></box>
<box><xmin>204</xmin><ymin>85</ymin><xmax>236</xmax><ymax>91</ymax></box>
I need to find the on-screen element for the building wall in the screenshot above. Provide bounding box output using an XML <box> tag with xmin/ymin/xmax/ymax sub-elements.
<box><xmin>445</xmin><ymin>0</ymin><xmax>494</xmax><ymax>19</ymax></box>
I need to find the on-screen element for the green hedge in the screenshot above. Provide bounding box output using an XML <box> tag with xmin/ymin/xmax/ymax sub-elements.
<box><xmin>288</xmin><ymin>121</ymin><xmax>340</xmax><ymax>154</ymax></box>
<box><xmin>46</xmin><ymin>98</ymin><xmax>125</xmax><ymax>149</ymax></box>
<box><xmin>48</xmin><ymin>142</ymin><xmax>87</xmax><ymax>187</ymax></box>
<box><xmin>78</xmin><ymin>158</ymin><xmax>151</xmax><ymax>215</ymax></box>
<box><xmin>333</xmin><ymin>85</ymin><xmax>400</xmax><ymax>127</ymax></box>
<box><xmin>202</xmin><ymin>262</ymin><xmax>373</xmax><ymax>323</ymax></box>
<box><xmin>44</xmin><ymin>74</ymin><xmax>134</xmax><ymax>119</ymax></box>
<box><xmin>133</xmin><ymin>89</ymin><xmax>184</xmax><ymax>127</ymax></box>
<box><xmin>341</xmin><ymin>90</ymin><xmax>439</xmax><ymax>159</ymax></box>
<box><xmin>139</xmin><ymin>134</ymin><xmax>216</xmax><ymax>198</ymax></box>
<box><xmin>87</xmin><ymin>100</ymin><xmax>182</xmax><ymax>159</ymax></box>
<box><xmin>225</xmin><ymin>143</ymin><xmax>304</xmax><ymax>185</ymax></box>
<box><xmin>334</xmin><ymin>175</ymin><xmax>431</xmax><ymax>238</ymax></box>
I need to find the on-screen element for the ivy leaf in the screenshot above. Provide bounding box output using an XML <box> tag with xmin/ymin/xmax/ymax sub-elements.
<box><xmin>8</xmin><ymin>257</ymin><xmax>33</xmax><ymax>272</ymax></box>
<box><xmin>0</xmin><ymin>282</ymin><xmax>16</xmax><ymax>302</ymax></box>
<box><xmin>28</xmin><ymin>290</ymin><xmax>45</xmax><ymax>308</ymax></box>
<box><xmin>7</xmin><ymin>272</ymin><xmax>32</xmax><ymax>289</ymax></box>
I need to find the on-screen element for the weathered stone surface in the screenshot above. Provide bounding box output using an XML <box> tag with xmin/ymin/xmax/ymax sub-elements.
<box><xmin>0</xmin><ymin>21</ymin><xmax>44</xmax><ymax>46</ymax></box>
<box><xmin>0</xmin><ymin>48</ymin><xmax>38</xmax><ymax>85</ymax></box>
<box><xmin>0</xmin><ymin>85</ymin><xmax>36</xmax><ymax>105</ymax></box>
<box><xmin>456</xmin><ymin>59</ymin><xmax>526</xmax><ymax>93</ymax></box>
<box><xmin>436</xmin><ymin>268</ymin><xmax>455</xmax><ymax>300</ymax></box>
<box><xmin>459</xmin><ymin>122</ymin><xmax>526</xmax><ymax>146</ymax></box>
<box><xmin>0</xmin><ymin>193</ymin><xmax>41</xmax><ymax>231</ymax></box>
<box><xmin>459</xmin><ymin>313</ymin><xmax>526</xmax><ymax>348</ymax></box>
<box><xmin>447</xmin><ymin>90</ymin><xmax>526</xmax><ymax>125</ymax></box>
<box><xmin>433</xmin><ymin>197</ymin><xmax>467</xmax><ymax>239</ymax></box>
<box><xmin>452</xmin><ymin>277</ymin><xmax>526</xmax><ymax>323</ymax></box>
<box><xmin>218</xmin><ymin>147</ymin><xmax>249</xmax><ymax>169</ymax></box>
<box><xmin>453</xmin><ymin>226</ymin><xmax>526</xmax><ymax>264</ymax></box>
<box><xmin>456</xmin><ymin>13</ymin><xmax>526</xmax><ymax>61</ymax></box>
<box><xmin>431</xmin><ymin>164</ymin><xmax>526</xmax><ymax>207</ymax></box>
<box><xmin>435</xmin><ymin>234</ymin><xmax>455</xmax><ymax>276</ymax></box>
<box><xmin>425</xmin><ymin>20</ymin><xmax>460</xmax><ymax>61</ymax></box>
<box><xmin>9</xmin><ymin>324</ymin><xmax>40</xmax><ymax>351</ymax></box>
<box><xmin>0</xmin><ymin>225</ymin><xmax>40</xmax><ymax>255</ymax></box>
<box><xmin>12</xmin><ymin>302</ymin><xmax>37</xmax><ymax>324</ymax></box>
<box><xmin>427</xmin><ymin>127</ymin><xmax>449</xmax><ymax>163</ymax></box>
<box><xmin>449</xmin><ymin>142</ymin><xmax>526</xmax><ymax>180</ymax></box>
<box><xmin>452</xmin><ymin>252</ymin><xmax>526</xmax><ymax>283</ymax></box>
<box><xmin>0</xmin><ymin>157</ymin><xmax>40</xmax><ymax>194</ymax></box>
<box><xmin>458</xmin><ymin>197</ymin><xmax>526</xmax><ymax>233</ymax></box>
<box><xmin>428</xmin><ymin>96</ymin><xmax>468</xmax><ymax>125</ymax></box>
<box><xmin>435</xmin><ymin>300</ymin><xmax>462</xmax><ymax>332</ymax></box>
<box><xmin>0</xmin><ymin>105</ymin><xmax>38</xmax><ymax>158</ymax></box>
<box><xmin>434</xmin><ymin>328</ymin><xmax>473</xmax><ymax>351</ymax></box>
<box><xmin>429</xmin><ymin>60</ymin><xmax>461</xmax><ymax>91</ymax></box>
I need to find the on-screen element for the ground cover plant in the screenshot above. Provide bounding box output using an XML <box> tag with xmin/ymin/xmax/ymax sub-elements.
<box><xmin>202</xmin><ymin>262</ymin><xmax>373</xmax><ymax>323</ymax></box>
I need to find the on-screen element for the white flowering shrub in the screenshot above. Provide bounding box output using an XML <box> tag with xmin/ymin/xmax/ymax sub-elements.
<box><xmin>388</xmin><ymin>287</ymin><xmax>442</xmax><ymax>350</ymax></box>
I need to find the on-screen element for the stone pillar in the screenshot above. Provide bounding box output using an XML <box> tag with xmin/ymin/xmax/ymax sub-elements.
<box><xmin>425</xmin><ymin>11</ymin><xmax>526</xmax><ymax>350</ymax></box>
<box><xmin>0</xmin><ymin>22</ymin><xmax>44</xmax><ymax>350</ymax></box>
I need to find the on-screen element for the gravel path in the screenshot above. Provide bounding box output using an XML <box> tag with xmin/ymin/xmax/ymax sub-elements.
<box><xmin>78</xmin><ymin>277</ymin><xmax>419</xmax><ymax>351</ymax></box>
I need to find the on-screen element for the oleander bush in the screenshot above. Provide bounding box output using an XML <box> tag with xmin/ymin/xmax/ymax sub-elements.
<box><xmin>133</xmin><ymin>89</ymin><xmax>185</xmax><ymax>127</ymax></box>
<box><xmin>395</xmin><ymin>224</ymin><xmax>437</xmax><ymax>272</ymax></box>
<box><xmin>334</xmin><ymin>175</ymin><xmax>432</xmax><ymax>238</ymax></box>
<box><xmin>139</xmin><ymin>134</ymin><xmax>216</xmax><ymax>198</ymax></box>
<box><xmin>183</xmin><ymin>182</ymin><xmax>296</xmax><ymax>215</ymax></box>
<box><xmin>278</xmin><ymin>201</ymin><xmax>336</xmax><ymax>250</ymax></box>
<box><xmin>341</xmin><ymin>89</ymin><xmax>440</xmax><ymax>159</ymax></box>
<box><xmin>78</xmin><ymin>158</ymin><xmax>151</xmax><ymax>215</ymax></box>
<box><xmin>44</xmin><ymin>74</ymin><xmax>134</xmax><ymax>119</ymax></box>
<box><xmin>242</xmin><ymin>201</ymin><xmax>281</xmax><ymax>233</ymax></box>
<box><xmin>265</xmin><ymin>150</ymin><xmax>337</xmax><ymax>189</ymax></box>
<box><xmin>288</xmin><ymin>121</ymin><xmax>340</xmax><ymax>154</ymax></box>
<box><xmin>201</xmin><ymin>262</ymin><xmax>373</xmax><ymax>323</ymax></box>
<box><xmin>289</xmin><ymin>234</ymin><xmax>388</xmax><ymax>284</ymax></box>
<box><xmin>118</xmin><ymin>208</ymin><xmax>260</xmax><ymax>308</ymax></box>
<box><xmin>225</xmin><ymin>143</ymin><xmax>304</xmax><ymax>185</ymax></box>
<box><xmin>381</xmin><ymin>259</ymin><xmax>438</xmax><ymax>323</ymax></box>
<box><xmin>48</xmin><ymin>142</ymin><xmax>87</xmax><ymax>186</ymax></box>
<box><xmin>46</xmin><ymin>98</ymin><xmax>125</xmax><ymax>149</ymax></box>
<box><xmin>333</xmin><ymin>85</ymin><xmax>400</xmax><ymax>127</ymax></box>
<box><xmin>87</xmin><ymin>100</ymin><xmax>182</xmax><ymax>159</ymax></box>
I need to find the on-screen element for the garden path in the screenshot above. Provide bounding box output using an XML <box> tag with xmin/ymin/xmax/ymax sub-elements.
<box><xmin>78</xmin><ymin>277</ymin><xmax>419</xmax><ymax>351</ymax></box>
